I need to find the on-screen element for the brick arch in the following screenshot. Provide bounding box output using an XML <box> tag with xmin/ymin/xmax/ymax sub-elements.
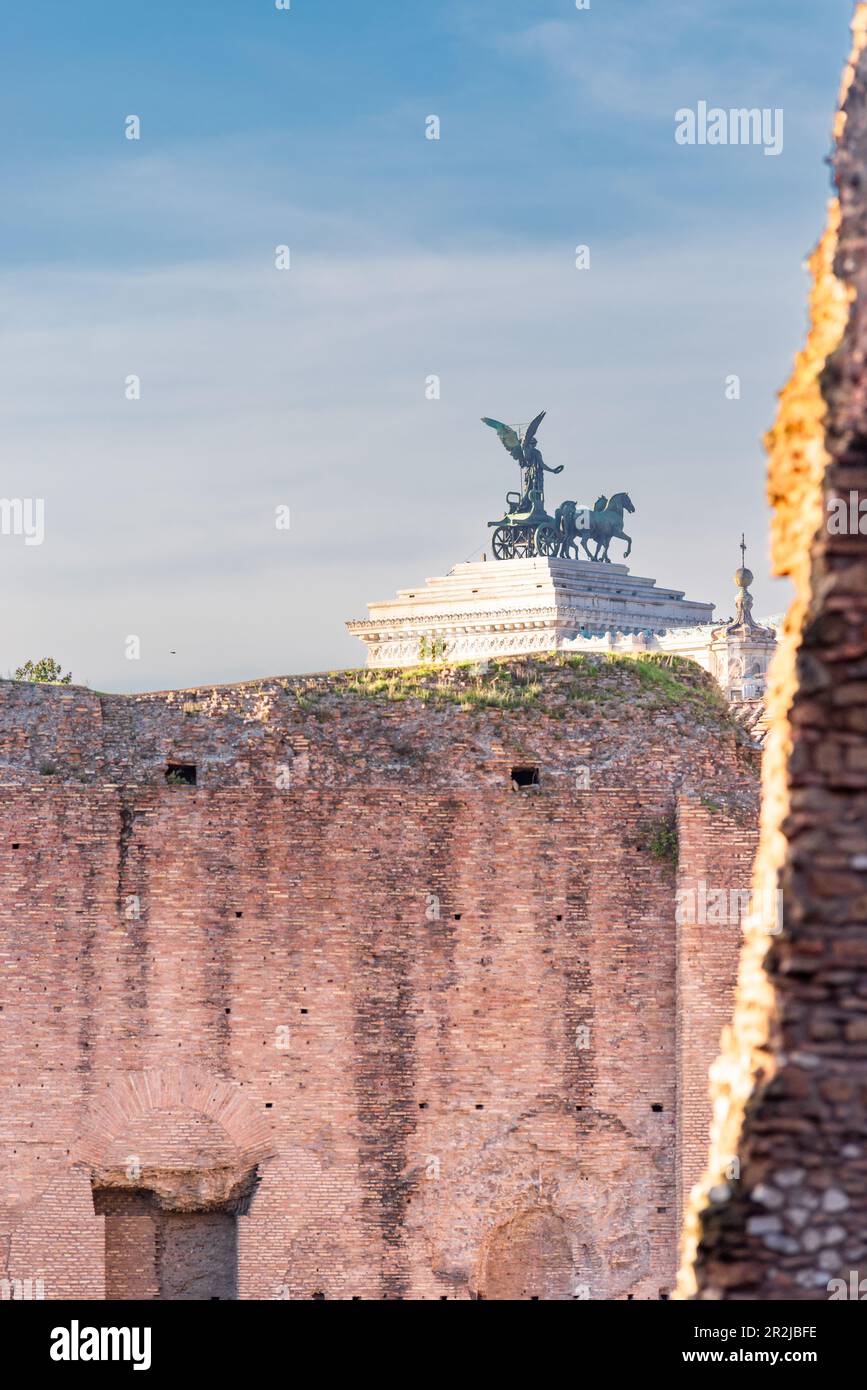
<box><xmin>412</xmin><ymin>1105</ymin><xmax>644</xmax><ymax>1298</ymax></box>
<box><xmin>475</xmin><ymin>1207</ymin><xmax>576</xmax><ymax>1301</ymax></box>
<box><xmin>73</xmin><ymin>1066</ymin><xmax>275</xmax><ymax>1174</ymax></box>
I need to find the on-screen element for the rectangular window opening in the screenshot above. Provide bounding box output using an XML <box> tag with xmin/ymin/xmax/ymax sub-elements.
<box><xmin>511</xmin><ymin>765</ymin><xmax>540</xmax><ymax>789</ymax></box>
<box><xmin>165</xmin><ymin>762</ymin><xmax>197</xmax><ymax>786</ymax></box>
<box><xmin>92</xmin><ymin>1182</ymin><xmax>253</xmax><ymax>1300</ymax></box>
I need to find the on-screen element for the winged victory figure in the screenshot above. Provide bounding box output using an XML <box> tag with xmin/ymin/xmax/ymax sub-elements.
<box><xmin>481</xmin><ymin>411</ymin><xmax>563</xmax><ymax>511</ymax></box>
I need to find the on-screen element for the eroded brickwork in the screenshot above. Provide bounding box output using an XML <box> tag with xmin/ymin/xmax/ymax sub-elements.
<box><xmin>675</xmin><ymin>798</ymin><xmax>761</xmax><ymax>1224</ymax></box>
<box><xmin>0</xmin><ymin>657</ymin><xmax>758</xmax><ymax>1299</ymax></box>
<box><xmin>679</xmin><ymin>6</ymin><xmax>867</xmax><ymax>1300</ymax></box>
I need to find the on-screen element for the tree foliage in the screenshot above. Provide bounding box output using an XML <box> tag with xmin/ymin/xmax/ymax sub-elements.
<box><xmin>13</xmin><ymin>658</ymin><xmax>72</xmax><ymax>685</ymax></box>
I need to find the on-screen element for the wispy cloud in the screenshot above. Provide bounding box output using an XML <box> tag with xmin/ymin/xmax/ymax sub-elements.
<box><xmin>483</xmin><ymin>1</ymin><xmax>847</xmax><ymax>137</ymax></box>
<box><xmin>1</xmin><ymin>220</ymin><xmax>800</xmax><ymax>689</ymax></box>
<box><xmin>0</xmin><ymin>0</ymin><xmax>846</xmax><ymax>688</ymax></box>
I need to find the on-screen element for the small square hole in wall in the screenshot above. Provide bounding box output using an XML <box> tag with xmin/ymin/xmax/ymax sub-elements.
<box><xmin>165</xmin><ymin>762</ymin><xmax>196</xmax><ymax>786</ymax></box>
<box><xmin>511</xmin><ymin>766</ymin><xmax>539</xmax><ymax>789</ymax></box>
<box><xmin>651</xmin><ymin>1103</ymin><xmax>663</xmax><ymax>1113</ymax></box>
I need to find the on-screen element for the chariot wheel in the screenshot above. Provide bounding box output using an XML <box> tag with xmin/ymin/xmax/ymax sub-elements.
<box><xmin>491</xmin><ymin>526</ymin><xmax>515</xmax><ymax>560</ymax></box>
<box><xmin>535</xmin><ymin>523</ymin><xmax>560</xmax><ymax>557</ymax></box>
<box><xmin>512</xmin><ymin>528</ymin><xmax>532</xmax><ymax>559</ymax></box>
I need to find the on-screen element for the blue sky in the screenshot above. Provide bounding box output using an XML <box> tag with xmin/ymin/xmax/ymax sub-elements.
<box><xmin>0</xmin><ymin>0</ymin><xmax>856</xmax><ymax>689</ymax></box>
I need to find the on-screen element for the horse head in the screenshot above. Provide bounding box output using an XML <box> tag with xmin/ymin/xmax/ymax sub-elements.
<box><xmin>609</xmin><ymin>492</ymin><xmax>635</xmax><ymax>515</ymax></box>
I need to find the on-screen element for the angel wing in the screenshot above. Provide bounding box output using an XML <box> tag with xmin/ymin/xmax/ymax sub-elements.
<box><xmin>522</xmin><ymin>410</ymin><xmax>546</xmax><ymax>445</ymax></box>
<box><xmin>481</xmin><ymin>417</ymin><xmax>523</xmax><ymax>458</ymax></box>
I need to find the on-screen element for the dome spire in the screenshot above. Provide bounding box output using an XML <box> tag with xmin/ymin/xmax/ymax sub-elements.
<box><xmin>731</xmin><ymin>534</ymin><xmax>757</xmax><ymax>631</ymax></box>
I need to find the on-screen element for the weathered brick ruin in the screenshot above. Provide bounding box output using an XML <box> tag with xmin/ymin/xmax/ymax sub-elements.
<box><xmin>678</xmin><ymin>4</ymin><xmax>867</xmax><ymax>1300</ymax></box>
<box><xmin>0</xmin><ymin>657</ymin><xmax>759</xmax><ymax>1299</ymax></box>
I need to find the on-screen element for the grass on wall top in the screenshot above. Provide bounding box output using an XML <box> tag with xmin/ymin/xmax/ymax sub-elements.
<box><xmin>285</xmin><ymin>652</ymin><xmax>732</xmax><ymax>722</ymax></box>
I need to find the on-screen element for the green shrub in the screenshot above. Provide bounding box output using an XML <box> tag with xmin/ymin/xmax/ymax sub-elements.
<box><xmin>645</xmin><ymin>814</ymin><xmax>679</xmax><ymax>866</ymax></box>
<box><xmin>14</xmin><ymin>657</ymin><xmax>72</xmax><ymax>684</ymax></box>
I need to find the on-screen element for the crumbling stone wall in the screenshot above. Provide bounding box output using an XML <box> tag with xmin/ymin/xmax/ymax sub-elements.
<box><xmin>0</xmin><ymin>657</ymin><xmax>758</xmax><ymax>1298</ymax></box>
<box><xmin>678</xmin><ymin>4</ymin><xmax>867</xmax><ymax>1299</ymax></box>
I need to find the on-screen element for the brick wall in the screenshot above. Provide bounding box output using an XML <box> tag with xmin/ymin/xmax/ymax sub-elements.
<box><xmin>0</xmin><ymin>657</ymin><xmax>758</xmax><ymax>1299</ymax></box>
<box><xmin>675</xmin><ymin>799</ymin><xmax>760</xmax><ymax>1223</ymax></box>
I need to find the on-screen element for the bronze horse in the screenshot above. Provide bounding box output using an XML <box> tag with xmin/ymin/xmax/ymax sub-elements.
<box><xmin>554</xmin><ymin>493</ymin><xmax>635</xmax><ymax>562</ymax></box>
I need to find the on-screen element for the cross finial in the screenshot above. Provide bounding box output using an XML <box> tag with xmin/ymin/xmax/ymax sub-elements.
<box><xmin>740</xmin><ymin>532</ymin><xmax>747</xmax><ymax>569</ymax></box>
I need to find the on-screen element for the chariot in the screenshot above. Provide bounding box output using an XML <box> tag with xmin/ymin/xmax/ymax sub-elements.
<box><xmin>487</xmin><ymin>489</ymin><xmax>561</xmax><ymax>560</ymax></box>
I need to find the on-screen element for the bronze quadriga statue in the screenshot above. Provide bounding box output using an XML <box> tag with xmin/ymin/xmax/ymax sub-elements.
<box><xmin>482</xmin><ymin>412</ymin><xmax>634</xmax><ymax>563</ymax></box>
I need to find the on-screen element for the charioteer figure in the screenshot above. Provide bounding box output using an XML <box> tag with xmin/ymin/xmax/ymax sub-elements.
<box><xmin>481</xmin><ymin>411</ymin><xmax>563</xmax><ymax>513</ymax></box>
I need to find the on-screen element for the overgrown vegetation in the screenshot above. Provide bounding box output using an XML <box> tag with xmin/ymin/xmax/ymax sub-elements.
<box><xmin>696</xmin><ymin>793</ymin><xmax>744</xmax><ymax>821</ymax></box>
<box><xmin>645</xmin><ymin>813</ymin><xmax>679</xmax><ymax>866</ymax></box>
<box><xmin>316</xmin><ymin>663</ymin><xmax>543</xmax><ymax>711</ymax></box>
<box><xmin>283</xmin><ymin>652</ymin><xmax>733</xmax><ymax>723</ymax></box>
<box><xmin>417</xmin><ymin>634</ymin><xmax>448</xmax><ymax>663</ymax></box>
<box><xmin>13</xmin><ymin>657</ymin><xmax>72</xmax><ymax>685</ymax></box>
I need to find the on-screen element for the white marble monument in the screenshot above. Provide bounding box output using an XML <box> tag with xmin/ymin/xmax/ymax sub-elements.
<box><xmin>346</xmin><ymin>546</ymin><xmax>778</xmax><ymax>712</ymax></box>
<box><xmin>347</xmin><ymin>555</ymin><xmax>715</xmax><ymax>667</ymax></box>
